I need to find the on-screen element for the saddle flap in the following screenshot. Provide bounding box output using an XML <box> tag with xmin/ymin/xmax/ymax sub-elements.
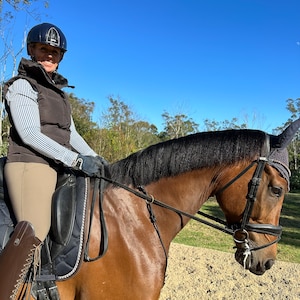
<box><xmin>50</xmin><ymin>173</ymin><xmax>77</xmax><ymax>246</ymax></box>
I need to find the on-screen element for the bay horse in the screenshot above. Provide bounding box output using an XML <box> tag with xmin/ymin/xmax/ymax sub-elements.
<box><xmin>38</xmin><ymin>121</ymin><xmax>299</xmax><ymax>299</ymax></box>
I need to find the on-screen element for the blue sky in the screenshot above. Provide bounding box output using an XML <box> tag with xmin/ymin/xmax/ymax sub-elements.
<box><xmin>2</xmin><ymin>0</ymin><xmax>300</xmax><ymax>132</ymax></box>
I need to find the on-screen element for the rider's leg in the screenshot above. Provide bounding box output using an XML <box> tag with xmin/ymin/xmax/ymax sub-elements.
<box><xmin>0</xmin><ymin>162</ymin><xmax>57</xmax><ymax>298</ymax></box>
<box><xmin>4</xmin><ymin>162</ymin><xmax>57</xmax><ymax>240</ymax></box>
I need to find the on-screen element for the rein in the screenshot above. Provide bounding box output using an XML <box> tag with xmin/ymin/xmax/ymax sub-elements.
<box><xmin>87</xmin><ymin>157</ymin><xmax>283</xmax><ymax>262</ymax></box>
<box><xmin>84</xmin><ymin>167</ymin><xmax>108</xmax><ymax>262</ymax></box>
<box><xmin>100</xmin><ymin>176</ymin><xmax>234</xmax><ymax>234</ymax></box>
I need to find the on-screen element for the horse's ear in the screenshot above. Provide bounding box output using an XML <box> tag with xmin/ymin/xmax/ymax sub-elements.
<box><xmin>270</xmin><ymin>118</ymin><xmax>300</xmax><ymax>149</ymax></box>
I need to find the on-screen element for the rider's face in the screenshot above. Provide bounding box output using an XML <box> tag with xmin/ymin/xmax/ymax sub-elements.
<box><xmin>29</xmin><ymin>43</ymin><xmax>63</xmax><ymax>74</ymax></box>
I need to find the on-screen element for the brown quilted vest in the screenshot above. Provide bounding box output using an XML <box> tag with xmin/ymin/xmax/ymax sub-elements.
<box><xmin>4</xmin><ymin>58</ymin><xmax>72</xmax><ymax>167</ymax></box>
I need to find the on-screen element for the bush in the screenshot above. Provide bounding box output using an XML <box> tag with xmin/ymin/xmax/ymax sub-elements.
<box><xmin>290</xmin><ymin>169</ymin><xmax>300</xmax><ymax>191</ymax></box>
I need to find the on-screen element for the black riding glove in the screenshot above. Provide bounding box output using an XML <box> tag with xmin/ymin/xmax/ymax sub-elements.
<box><xmin>73</xmin><ymin>154</ymin><xmax>104</xmax><ymax>177</ymax></box>
<box><xmin>95</xmin><ymin>155</ymin><xmax>109</xmax><ymax>167</ymax></box>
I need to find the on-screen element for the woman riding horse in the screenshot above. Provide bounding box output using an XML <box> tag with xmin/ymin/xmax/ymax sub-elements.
<box><xmin>0</xmin><ymin>23</ymin><xmax>107</xmax><ymax>299</ymax></box>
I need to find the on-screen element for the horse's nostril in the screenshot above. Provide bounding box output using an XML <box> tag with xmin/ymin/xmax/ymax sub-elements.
<box><xmin>265</xmin><ymin>259</ymin><xmax>275</xmax><ymax>270</ymax></box>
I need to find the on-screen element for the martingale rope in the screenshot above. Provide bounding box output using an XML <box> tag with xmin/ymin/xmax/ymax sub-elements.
<box><xmin>101</xmin><ymin>175</ymin><xmax>234</xmax><ymax>235</ymax></box>
<box><xmin>243</xmin><ymin>243</ymin><xmax>251</xmax><ymax>270</ymax></box>
<box><xmin>138</xmin><ymin>186</ymin><xmax>168</xmax><ymax>267</ymax></box>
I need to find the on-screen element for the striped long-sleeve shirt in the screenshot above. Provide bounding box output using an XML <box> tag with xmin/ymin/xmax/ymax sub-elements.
<box><xmin>5</xmin><ymin>78</ymin><xmax>97</xmax><ymax>167</ymax></box>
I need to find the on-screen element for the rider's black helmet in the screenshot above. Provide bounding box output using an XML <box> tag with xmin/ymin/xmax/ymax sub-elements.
<box><xmin>27</xmin><ymin>23</ymin><xmax>67</xmax><ymax>55</ymax></box>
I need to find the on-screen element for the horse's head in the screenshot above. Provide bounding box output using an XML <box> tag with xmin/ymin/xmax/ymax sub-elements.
<box><xmin>215</xmin><ymin>119</ymin><xmax>300</xmax><ymax>275</ymax></box>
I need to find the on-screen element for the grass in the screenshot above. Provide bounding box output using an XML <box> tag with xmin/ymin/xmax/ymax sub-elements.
<box><xmin>173</xmin><ymin>193</ymin><xmax>300</xmax><ymax>264</ymax></box>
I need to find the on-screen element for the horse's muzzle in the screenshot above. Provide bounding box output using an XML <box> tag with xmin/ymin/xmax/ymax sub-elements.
<box><xmin>234</xmin><ymin>248</ymin><xmax>275</xmax><ymax>275</ymax></box>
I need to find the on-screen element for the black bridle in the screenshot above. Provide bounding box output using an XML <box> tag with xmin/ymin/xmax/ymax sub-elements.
<box><xmin>211</xmin><ymin>156</ymin><xmax>283</xmax><ymax>269</ymax></box>
<box><xmin>214</xmin><ymin>157</ymin><xmax>282</xmax><ymax>252</ymax></box>
<box><xmin>87</xmin><ymin>156</ymin><xmax>283</xmax><ymax>263</ymax></box>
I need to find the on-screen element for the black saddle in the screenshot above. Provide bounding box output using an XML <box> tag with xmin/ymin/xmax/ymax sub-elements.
<box><xmin>0</xmin><ymin>157</ymin><xmax>109</xmax><ymax>299</ymax></box>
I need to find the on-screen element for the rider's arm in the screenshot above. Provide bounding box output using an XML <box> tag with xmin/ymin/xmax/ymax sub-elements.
<box><xmin>69</xmin><ymin>117</ymin><xmax>97</xmax><ymax>157</ymax></box>
<box><xmin>5</xmin><ymin>78</ymin><xmax>78</xmax><ymax>167</ymax></box>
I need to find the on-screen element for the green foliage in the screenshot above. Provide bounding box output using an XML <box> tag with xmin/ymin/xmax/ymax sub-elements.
<box><xmin>278</xmin><ymin>98</ymin><xmax>300</xmax><ymax>189</ymax></box>
<box><xmin>98</xmin><ymin>96</ymin><xmax>160</xmax><ymax>162</ymax></box>
<box><xmin>68</xmin><ymin>93</ymin><xmax>99</xmax><ymax>149</ymax></box>
<box><xmin>132</xmin><ymin>121</ymin><xmax>159</xmax><ymax>148</ymax></box>
<box><xmin>67</xmin><ymin>94</ymin><xmax>300</xmax><ymax>174</ymax></box>
<box><xmin>0</xmin><ymin>113</ymin><xmax>9</xmax><ymax>156</ymax></box>
<box><xmin>0</xmin><ymin>140</ymin><xmax>8</xmax><ymax>156</ymax></box>
<box><xmin>285</xmin><ymin>98</ymin><xmax>300</xmax><ymax>121</ymax></box>
<box><xmin>290</xmin><ymin>169</ymin><xmax>300</xmax><ymax>191</ymax></box>
<box><xmin>160</xmin><ymin>111</ymin><xmax>198</xmax><ymax>140</ymax></box>
<box><xmin>203</xmin><ymin>117</ymin><xmax>247</xmax><ymax>131</ymax></box>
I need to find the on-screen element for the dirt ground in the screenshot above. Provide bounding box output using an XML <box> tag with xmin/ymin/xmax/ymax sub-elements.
<box><xmin>159</xmin><ymin>243</ymin><xmax>300</xmax><ymax>300</ymax></box>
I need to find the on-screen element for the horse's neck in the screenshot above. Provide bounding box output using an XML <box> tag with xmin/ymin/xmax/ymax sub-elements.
<box><xmin>145</xmin><ymin>168</ymin><xmax>218</xmax><ymax>230</ymax></box>
<box><xmin>163</xmin><ymin>166</ymin><xmax>218</xmax><ymax>196</ymax></box>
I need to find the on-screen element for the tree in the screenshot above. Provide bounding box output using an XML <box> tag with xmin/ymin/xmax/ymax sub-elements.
<box><xmin>203</xmin><ymin>117</ymin><xmax>247</xmax><ymax>131</ymax></box>
<box><xmin>160</xmin><ymin>111</ymin><xmax>199</xmax><ymax>140</ymax></box>
<box><xmin>277</xmin><ymin>98</ymin><xmax>300</xmax><ymax>171</ymax></box>
<box><xmin>0</xmin><ymin>0</ymin><xmax>49</xmax><ymax>155</ymax></box>
<box><xmin>0</xmin><ymin>1</ymin><xmax>49</xmax><ymax>78</ymax></box>
<box><xmin>281</xmin><ymin>98</ymin><xmax>300</xmax><ymax>171</ymax></box>
<box><xmin>100</xmin><ymin>96</ymin><xmax>135</xmax><ymax>160</ymax></box>
<box><xmin>68</xmin><ymin>93</ymin><xmax>99</xmax><ymax>149</ymax></box>
<box><xmin>285</xmin><ymin>98</ymin><xmax>300</xmax><ymax>122</ymax></box>
<box><xmin>99</xmin><ymin>96</ymin><xmax>159</xmax><ymax>161</ymax></box>
<box><xmin>131</xmin><ymin>120</ymin><xmax>160</xmax><ymax>149</ymax></box>
<box><xmin>272</xmin><ymin>98</ymin><xmax>300</xmax><ymax>190</ymax></box>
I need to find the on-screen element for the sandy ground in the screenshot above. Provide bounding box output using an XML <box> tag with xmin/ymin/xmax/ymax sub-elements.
<box><xmin>159</xmin><ymin>243</ymin><xmax>300</xmax><ymax>300</ymax></box>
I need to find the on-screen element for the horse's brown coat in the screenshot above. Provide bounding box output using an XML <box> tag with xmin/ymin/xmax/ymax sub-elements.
<box><xmin>38</xmin><ymin>127</ymin><xmax>297</xmax><ymax>299</ymax></box>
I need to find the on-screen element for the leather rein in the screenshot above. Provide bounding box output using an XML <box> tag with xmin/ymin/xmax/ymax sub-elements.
<box><xmin>85</xmin><ymin>156</ymin><xmax>283</xmax><ymax>262</ymax></box>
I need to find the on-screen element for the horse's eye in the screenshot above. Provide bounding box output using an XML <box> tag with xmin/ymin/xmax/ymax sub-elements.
<box><xmin>270</xmin><ymin>186</ymin><xmax>283</xmax><ymax>197</ymax></box>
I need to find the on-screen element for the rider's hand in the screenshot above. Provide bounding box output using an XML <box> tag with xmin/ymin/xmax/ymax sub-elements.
<box><xmin>72</xmin><ymin>154</ymin><xmax>104</xmax><ymax>177</ymax></box>
<box><xmin>95</xmin><ymin>155</ymin><xmax>109</xmax><ymax>168</ymax></box>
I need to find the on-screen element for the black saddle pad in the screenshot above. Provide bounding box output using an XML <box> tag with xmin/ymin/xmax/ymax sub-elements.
<box><xmin>42</xmin><ymin>176</ymin><xmax>89</xmax><ymax>280</ymax></box>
